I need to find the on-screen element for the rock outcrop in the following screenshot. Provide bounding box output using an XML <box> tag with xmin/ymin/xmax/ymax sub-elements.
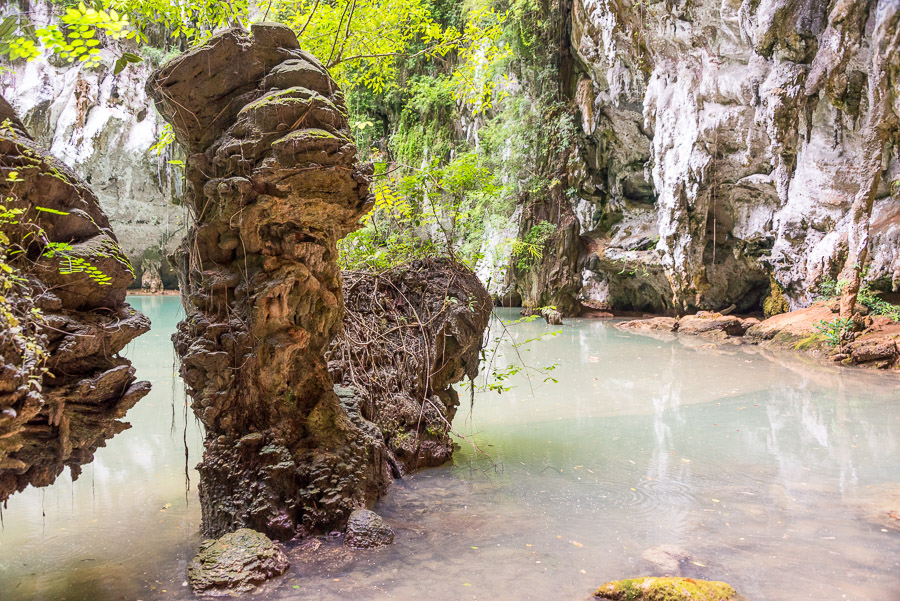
<box><xmin>188</xmin><ymin>528</ymin><xmax>290</xmax><ymax>596</ymax></box>
<box><xmin>327</xmin><ymin>258</ymin><xmax>493</xmax><ymax>474</ymax></box>
<box><xmin>618</xmin><ymin>302</ymin><xmax>899</xmax><ymax>370</ymax></box>
<box><xmin>561</xmin><ymin>0</ymin><xmax>900</xmax><ymax>315</ymax></box>
<box><xmin>147</xmin><ymin>23</ymin><xmax>382</xmax><ymax>540</ymax></box>
<box><xmin>0</xmin><ymin>95</ymin><xmax>150</xmax><ymax>502</ymax></box>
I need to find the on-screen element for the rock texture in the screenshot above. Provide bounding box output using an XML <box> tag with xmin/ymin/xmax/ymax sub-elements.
<box><xmin>343</xmin><ymin>508</ymin><xmax>395</xmax><ymax>549</ymax></box>
<box><xmin>327</xmin><ymin>258</ymin><xmax>493</xmax><ymax>474</ymax></box>
<box><xmin>188</xmin><ymin>528</ymin><xmax>290</xmax><ymax>596</ymax></box>
<box><xmin>556</xmin><ymin>0</ymin><xmax>900</xmax><ymax>315</ymax></box>
<box><xmin>1</xmin><ymin>1</ymin><xmax>183</xmax><ymax>291</ymax></box>
<box><xmin>148</xmin><ymin>23</ymin><xmax>383</xmax><ymax>540</ymax></box>
<box><xmin>592</xmin><ymin>577</ymin><xmax>742</xmax><ymax>601</ymax></box>
<box><xmin>0</xmin><ymin>95</ymin><xmax>150</xmax><ymax>502</ymax></box>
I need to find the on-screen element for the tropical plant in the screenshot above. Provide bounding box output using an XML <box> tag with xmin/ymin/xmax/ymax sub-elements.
<box><xmin>814</xmin><ymin>317</ymin><xmax>854</xmax><ymax>347</ymax></box>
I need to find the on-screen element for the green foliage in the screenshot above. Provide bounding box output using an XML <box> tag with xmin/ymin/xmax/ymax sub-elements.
<box><xmin>339</xmin><ymin>151</ymin><xmax>504</xmax><ymax>270</ymax></box>
<box><xmin>1</xmin><ymin>2</ymin><xmax>138</xmax><ymax>67</ymax></box>
<box><xmin>508</xmin><ymin>220</ymin><xmax>554</xmax><ymax>270</ymax></box>
<box><xmin>106</xmin><ymin>0</ymin><xmax>247</xmax><ymax>45</ymax></box>
<box><xmin>449</xmin><ymin>4</ymin><xmax>511</xmax><ymax>116</ymax></box>
<box><xmin>859</xmin><ymin>287</ymin><xmax>900</xmax><ymax>322</ymax></box>
<box><xmin>816</xmin><ymin>274</ymin><xmax>900</xmax><ymax>322</ymax></box>
<box><xmin>815</xmin><ymin>276</ymin><xmax>848</xmax><ymax>300</ymax></box>
<box><xmin>392</xmin><ymin>75</ymin><xmax>457</xmax><ymax>166</ymax></box>
<box><xmin>814</xmin><ymin>317</ymin><xmax>854</xmax><ymax>347</ymax></box>
<box><xmin>472</xmin><ymin>309</ymin><xmax>561</xmax><ymax>394</ymax></box>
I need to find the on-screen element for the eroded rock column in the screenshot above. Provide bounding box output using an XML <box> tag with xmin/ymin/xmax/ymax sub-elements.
<box><xmin>0</xmin><ymin>95</ymin><xmax>150</xmax><ymax>502</ymax></box>
<box><xmin>147</xmin><ymin>24</ymin><xmax>378</xmax><ymax>539</ymax></box>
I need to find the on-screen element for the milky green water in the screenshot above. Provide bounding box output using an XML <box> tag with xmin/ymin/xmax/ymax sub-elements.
<box><xmin>1</xmin><ymin>297</ymin><xmax>899</xmax><ymax>601</ymax></box>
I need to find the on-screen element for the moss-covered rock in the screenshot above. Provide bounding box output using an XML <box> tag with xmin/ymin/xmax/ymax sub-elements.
<box><xmin>763</xmin><ymin>277</ymin><xmax>790</xmax><ymax>318</ymax></box>
<box><xmin>188</xmin><ymin>528</ymin><xmax>289</xmax><ymax>596</ymax></box>
<box><xmin>593</xmin><ymin>577</ymin><xmax>739</xmax><ymax>601</ymax></box>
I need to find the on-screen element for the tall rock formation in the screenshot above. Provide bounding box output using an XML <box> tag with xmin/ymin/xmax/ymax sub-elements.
<box><xmin>148</xmin><ymin>24</ymin><xmax>381</xmax><ymax>539</ymax></box>
<box><xmin>0</xmin><ymin>95</ymin><xmax>150</xmax><ymax>502</ymax></box>
<box><xmin>510</xmin><ymin>0</ymin><xmax>900</xmax><ymax>315</ymax></box>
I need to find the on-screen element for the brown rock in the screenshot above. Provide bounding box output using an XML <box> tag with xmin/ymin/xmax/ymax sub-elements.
<box><xmin>678</xmin><ymin>312</ymin><xmax>746</xmax><ymax>337</ymax></box>
<box><xmin>847</xmin><ymin>337</ymin><xmax>899</xmax><ymax>364</ymax></box>
<box><xmin>148</xmin><ymin>26</ymin><xmax>491</xmax><ymax>540</ymax></box>
<box><xmin>149</xmin><ymin>24</ymin><xmax>374</xmax><ymax>539</ymax></box>
<box><xmin>0</xmin><ymin>96</ymin><xmax>149</xmax><ymax>502</ymax></box>
<box><xmin>616</xmin><ymin>317</ymin><xmax>678</xmax><ymax>333</ymax></box>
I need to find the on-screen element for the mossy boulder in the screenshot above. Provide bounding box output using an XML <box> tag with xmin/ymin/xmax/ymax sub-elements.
<box><xmin>593</xmin><ymin>577</ymin><xmax>740</xmax><ymax>601</ymax></box>
<box><xmin>188</xmin><ymin>528</ymin><xmax>290</xmax><ymax>596</ymax></box>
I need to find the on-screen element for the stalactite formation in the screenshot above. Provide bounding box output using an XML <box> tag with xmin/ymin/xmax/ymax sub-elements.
<box><xmin>0</xmin><ymin>94</ymin><xmax>150</xmax><ymax>502</ymax></box>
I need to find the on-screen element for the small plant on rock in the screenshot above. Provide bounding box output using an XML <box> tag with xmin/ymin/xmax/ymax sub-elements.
<box><xmin>814</xmin><ymin>317</ymin><xmax>854</xmax><ymax>347</ymax></box>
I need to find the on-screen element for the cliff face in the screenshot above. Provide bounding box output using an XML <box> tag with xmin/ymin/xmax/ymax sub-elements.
<box><xmin>0</xmin><ymin>96</ymin><xmax>150</xmax><ymax>502</ymax></box>
<box><xmin>565</xmin><ymin>0</ymin><xmax>900</xmax><ymax>314</ymax></box>
<box><xmin>1</xmin><ymin>0</ymin><xmax>182</xmax><ymax>291</ymax></box>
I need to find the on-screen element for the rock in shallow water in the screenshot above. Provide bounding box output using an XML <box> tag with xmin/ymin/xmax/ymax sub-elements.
<box><xmin>593</xmin><ymin>577</ymin><xmax>741</xmax><ymax>601</ymax></box>
<box><xmin>189</xmin><ymin>528</ymin><xmax>290</xmax><ymax>596</ymax></box>
<box><xmin>344</xmin><ymin>509</ymin><xmax>394</xmax><ymax>549</ymax></box>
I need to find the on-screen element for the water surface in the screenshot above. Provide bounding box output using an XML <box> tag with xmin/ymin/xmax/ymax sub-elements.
<box><xmin>1</xmin><ymin>299</ymin><xmax>898</xmax><ymax>601</ymax></box>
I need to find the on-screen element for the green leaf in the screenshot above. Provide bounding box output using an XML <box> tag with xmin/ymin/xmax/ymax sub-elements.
<box><xmin>0</xmin><ymin>16</ymin><xmax>18</xmax><ymax>39</ymax></box>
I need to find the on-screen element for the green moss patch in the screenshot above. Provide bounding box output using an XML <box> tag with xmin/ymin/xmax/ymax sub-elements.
<box><xmin>594</xmin><ymin>577</ymin><xmax>737</xmax><ymax>601</ymax></box>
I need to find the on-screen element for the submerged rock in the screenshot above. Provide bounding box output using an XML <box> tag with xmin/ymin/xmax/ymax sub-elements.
<box><xmin>640</xmin><ymin>545</ymin><xmax>691</xmax><ymax>575</ymax></box>
<box><xmin>344</xmin><ymin>509</ymin><xmax>395</xmax><ymax>549</ymax></box>
<box><xmin>542</xmin><ymin>307</ymin><xmax>564</xmax><ymax>325</ymax></box>
<box><xmin>189</xmin><ymin>528</ymin><xmax>290</xmax><ymax>596</ymax></box>
<box><xmin>0</xmin><ymin>95</ymin><xmax>149</xmax><ymax>502</ymax></box>
<box><xmin>592</xmin><ymin>577</ymin><xmax>741</xmax><ymax>601</ymax></box>
<box><xmin>849</xmin><ymin>483</ymin><xmax>900</xmax><ymax>532</ymax></box>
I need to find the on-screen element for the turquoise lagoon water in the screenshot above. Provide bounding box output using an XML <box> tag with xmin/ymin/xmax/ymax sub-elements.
<box><xmin>0</xmin><ymin>296</ymin><xmax>898</xmax><ymax>601</ymax></box>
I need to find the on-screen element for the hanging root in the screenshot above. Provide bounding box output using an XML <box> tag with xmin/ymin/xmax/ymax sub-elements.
<box><xmin>326</xmin><ymin>257</ymin><xmax>492</xmax><ymax>474</ymax></box>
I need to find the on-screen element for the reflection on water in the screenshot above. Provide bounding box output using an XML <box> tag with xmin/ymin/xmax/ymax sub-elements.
<box><xmin>1</xmin><ymin>302</ymin><xmax>898</xmax><ymax>601</ymax></box>
<box><xmin>0</xmin><ymin>296</ymin><xmax>204</xmax><ymax>600</ymax></box>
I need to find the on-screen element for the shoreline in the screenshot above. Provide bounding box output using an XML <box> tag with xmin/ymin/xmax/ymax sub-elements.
<box><xmin>605</xmin><ymin>303</ymin><xmax>900</xmax><ymax>374</ymax></box>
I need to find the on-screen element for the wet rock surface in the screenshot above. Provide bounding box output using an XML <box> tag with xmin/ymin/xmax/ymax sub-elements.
<box><xmin>328</xmin><ymin>258</ymin><xmax>492</xmax><ymax>473</ymax></box>
<box><xmin>592</xmin><ymin>577</ymin><xmax>742</xmax><ymax>601</ymax></box>
<box><xmin>147</xmin><ymin>24</ymin><xmax>377</xmax><ymax>540</ymax></box>
<box><xmin>344</xmin><ymin>508</ymin><xmax>395</xmax><ymax>549</ymax></box>
<box><xmin>189</xmin><ymin>528</ymin><xmax>290</xmax><ymax>596</ymax></box>
<box><xmin>0</xmin><ymin>95</ymin><xmax>149</xmax><ymax>502</ymax></box>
